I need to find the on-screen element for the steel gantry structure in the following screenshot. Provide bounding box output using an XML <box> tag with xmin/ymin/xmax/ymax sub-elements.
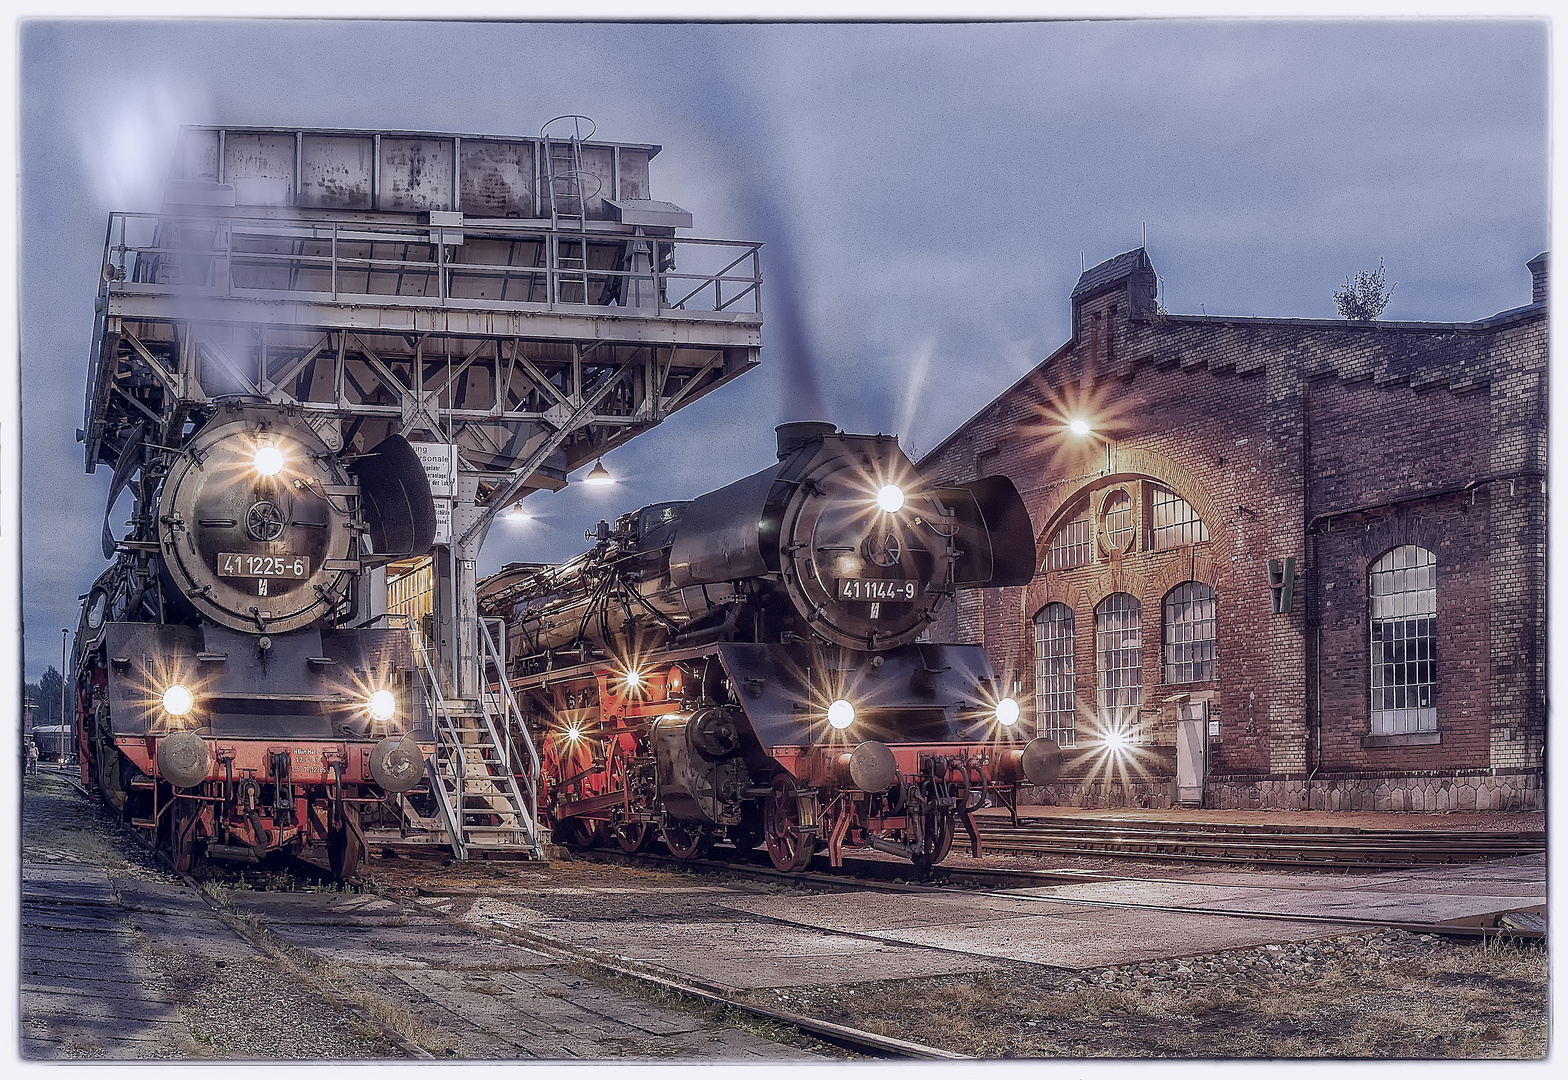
<box><xmin>81</xmin><ymin>122</ymin><xmax>763</xmax><ymax>857</ymax></box>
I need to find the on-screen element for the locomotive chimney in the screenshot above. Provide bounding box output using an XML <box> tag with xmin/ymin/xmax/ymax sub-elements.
<box><xmin>775</xmin><ymin>421</ymin><xmax>837</xmax><ymax>460</ymax></box>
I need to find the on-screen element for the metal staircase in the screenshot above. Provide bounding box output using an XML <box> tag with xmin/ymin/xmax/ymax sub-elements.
<box><xmin>410</xmin><ymin>630</ymin><xmax>545</xmax><ymax>860</ymax></box>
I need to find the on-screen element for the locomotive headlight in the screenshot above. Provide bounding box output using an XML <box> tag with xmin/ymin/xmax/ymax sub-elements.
<box><xmin>162</xmin><ymin>684</ymin><xmax>195</xmax><ymax>718</ymax></box>
<box><xmin>827</xmin><ymin>698</ymin><xmax>856</xmax><ymax>730</ymax></box>
<box><xmin>368</xmin><ymin>690</ymin><xmax>397</xmax><ymax>722</ymax></box>
<box><xmin>875</xmin><ymin>484</ymin><xmax>905</xmax><ymax>513</ymax></box>
<box><xmin>253</xmin><ymin>445</ymin><xmax>286</xmax><ymax>477</ymax></box>
<box><xmin>994</xmin><ymin>697</ymin><xmax>1021</xmax><ymax>727</ymax></box>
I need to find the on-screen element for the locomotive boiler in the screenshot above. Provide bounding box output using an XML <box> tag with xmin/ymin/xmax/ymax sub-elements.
<box><xmin>481</xmin><ymin>421</ymin><xmax>1064</xmax><ymax>872</ymax></box>
<box><xmin>73</xmin><ymin>404</ymin><xmax>439</xmax><ymax>878</ymax></box>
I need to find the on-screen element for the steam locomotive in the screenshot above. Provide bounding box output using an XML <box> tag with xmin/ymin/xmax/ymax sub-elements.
<box><xmin>72</xmin><ymin>404</ymin><xmax>439</xmax><ymax>878</ymax></box>
<box><xmin>480</xmin><ymin>422</ymin><xmax>1063</xmax><ymax>872</ymax></box>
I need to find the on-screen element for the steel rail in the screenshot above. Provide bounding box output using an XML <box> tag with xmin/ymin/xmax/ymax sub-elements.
<box><xmin>972</xmin><ymin>820</ymin><xmax>1544</xmax><ymax>868</ymax></box>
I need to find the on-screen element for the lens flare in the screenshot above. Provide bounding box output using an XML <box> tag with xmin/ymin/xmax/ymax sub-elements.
<box><xmin>1068</xmin><ymin>418</ymin><xmax>1092</xmax><ymax>437</ymax></box>
<box><xmin>876</xmin><ymin>484</ymin><xmax>905</xmax><ymax>513</ymax></box>
<box><xmin>565</xmin><ymin>723</ymin><xmax>583</xmax><ymax>743</ymax></box>
<box><xmin>995</xmin><ymin>697</ymin><xmax>1020</xmax><ymax>727</ymax></box>
<box><xmin>827</xmin><ymin>699</ymin><xmax>855</xmax><ymax>730</ymax></box>
<box><xmin>162</xmin><ymin>684</ymin><xmax>194</xmax><ymax>717</ymax></box>
<box><xmin>368</xmin><ymin>690</ymin><xmax>397</xmax><ymax>722</ymax></box>
<box><xmin>253</xmin><ymin>445</ymin><xmax>285</xmax><ymax>477</ymax></box>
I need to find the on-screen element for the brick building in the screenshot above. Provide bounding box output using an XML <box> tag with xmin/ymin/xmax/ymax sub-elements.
<box><xmin>920</xmin><ymin>248</ymin><xmax>1546</xmax><ymax>812</ymax></box>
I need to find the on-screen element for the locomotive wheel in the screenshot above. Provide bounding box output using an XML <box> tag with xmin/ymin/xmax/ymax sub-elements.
<box><xmin>763</xmin><ymin>774</ymin><xmax>817</xmax><ymax>873</ymax></box>
<box><xmin>611</xmin><ymin>821</ymin><xmax>654</xmax><ymax>854</ymax></box>
<box><xmin>728</xmin><ymin>804</ymin><xmax>765</xmax><ymax>853</ymax></box>
<box><xmin>910</xmin><ymin>809</ymin><xmax>955</xmax><ymax>874</ymax></box>
<box><xmin>328</xmin><ymin>807</ymin><xmax>362</xmax><ymax>880</ymax></box>
<box><xmin>662</xmin><ymin>821</ymin><xmax>714</xmax><ymax>860</ymax></box>
<box><xmin>556</xmin><ymin>818</ymin><xmax>602</xmax><ymax>849</ymax></box>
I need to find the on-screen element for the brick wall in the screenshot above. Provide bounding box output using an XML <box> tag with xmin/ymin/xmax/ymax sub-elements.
<box><xmin>919</xmin><ymin>249</ymin><xmax>1546</xmax><ymax>810</ymax></box>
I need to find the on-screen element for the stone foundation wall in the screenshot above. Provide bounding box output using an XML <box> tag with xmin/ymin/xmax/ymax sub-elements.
<box><xmin>1025</xmin><ymin>771</ymin><xmax>1544</xmax><ymax>812</ymax></box>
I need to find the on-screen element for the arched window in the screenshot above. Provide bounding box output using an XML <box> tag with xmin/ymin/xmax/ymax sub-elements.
<box><xmin>1044</xmin><ymin>499</ymin><xmax>1092</xmax><ymax>571</ymax></box>
<box><xmin>1164</xmin><ymin>582</ymin><xmax>1217</xmax><ymax>684</ymax></box>
<box><xmin>1095</xmin><ymin>593</ymin><xmax>1143</xmax><ymax>739</ymax></box>
<box><xmin>1033</xmin><ymin>604</ymin><xmax>1076</xmax><ymax>747</ymax></box>
<box><xmin>1369</xmin><ymin>545</ymin><xmax>1437</xmax><ymax>734</ymax></box>
<box><xmin>1149</xmin><ymin>486</ymin><xmax>1209</xmax><ymax>550</ymax></box>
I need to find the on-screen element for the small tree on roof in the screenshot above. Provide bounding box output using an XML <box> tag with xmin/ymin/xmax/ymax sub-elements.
<box><xmin>1334</xmin><ymin>258</ymin><xmax>1396</xmax><ymax>321</ymax></box>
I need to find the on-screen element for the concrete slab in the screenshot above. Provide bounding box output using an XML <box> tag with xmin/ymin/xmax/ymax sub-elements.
<box><xmin>1003</xmin><ymin>862</ymin><xmax>1546</xmax><ymax>926</ymax></box>
<box><xmin>534</xmin><ymin>916</ymin><xmax>1001</xmax><ymax>988</ymax></box>
<box><xmin>267</xmin><ymin>921</ymin><xmax>560</xmax><ymax>969</ymax></box>
<box><xmin>717</xmin><ymin>890</ymin><xmax>1360</xmax><ymax>971</ymax></box>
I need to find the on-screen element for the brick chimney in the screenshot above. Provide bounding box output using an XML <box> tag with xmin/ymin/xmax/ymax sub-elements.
<box><xmin>1527</xmin><ymin>252</ymin><xmax>1547</xmax><ymax>305</ymax></box>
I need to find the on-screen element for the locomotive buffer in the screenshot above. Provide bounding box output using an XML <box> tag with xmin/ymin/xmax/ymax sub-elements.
<box><xmin>77</xmin><ymin>121</ymin><xmax>763</xmax><ymax>864</ymax></box>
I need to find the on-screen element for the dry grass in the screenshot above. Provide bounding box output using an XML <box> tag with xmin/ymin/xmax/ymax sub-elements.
<box><xmin>761</xmin><ymin>932</ymin><xmax>1548</xmax><ymax>1059</ymax></box>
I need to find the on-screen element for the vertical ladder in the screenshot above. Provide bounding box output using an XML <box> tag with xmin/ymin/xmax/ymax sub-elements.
<box><xmin>542</xmin><ymin>115</ymin><xmax>595</xmax><ymax>305</ymax></box>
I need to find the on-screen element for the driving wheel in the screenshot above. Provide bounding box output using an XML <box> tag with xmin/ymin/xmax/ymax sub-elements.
<box><xmin>763</xmin><ymin>773</ymin><xmax>817</xmax><ymax>872</ymax></box>
<box><xmin>728</xmin><ymin>803</ymin><xmax>765</xmax><ymax>853</ymax></box>
<box><xmin>663</xmin><ymin>820</ymin><xmax>715</xmax><ymax>860</ymax></box>
<box><xmin>611</xmin><ymin>820</ymin><xmax>653</xmax><ymax>853</ymax></box>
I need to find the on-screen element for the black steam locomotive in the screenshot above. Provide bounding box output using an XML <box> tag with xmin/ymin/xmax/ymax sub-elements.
<box><xmin>480</xmin><ymin>421</ymin><xmax>1063</xmax><ymax>872</ymax></box>
<box><xmin>72</xmin><ymin>404</ymin><xmax>438</xmax><ymax>878</ymax></box>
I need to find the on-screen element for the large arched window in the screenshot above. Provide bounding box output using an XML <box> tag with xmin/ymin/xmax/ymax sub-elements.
<box><xmin>1369</xmin><ymin>545</ymin><xmax>1437</xmax><ymax>734</ymax></box>
<box><xmin>1044</xmin><ymin>499</ymin><xmax>1092</xmax><ymax>571</ymax></box>
<box><xmin>1164</xmin><ymin>582</ymin><xmax>1217</xmax><ymax>684</ymax></box>
<box><xmin>1033</xmin><ymin>604</ymin><xmax>1076</xmax><ymax>747</ymax></box>
<box><xmin>1095</xmin><ymin>593</ymin><xmax>1143</xmax><ymax>739</ymax></box>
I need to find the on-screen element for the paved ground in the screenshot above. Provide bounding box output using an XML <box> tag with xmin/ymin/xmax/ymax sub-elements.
<box><xmin>19</xmin><ymin>765</ymin><xmax>1549</xmax><ymax>1061</ymax></box>
<box><xmin>18</xmin><ymin>768</ymin><xmax>819</xmax><ymax>1061</ymax></box>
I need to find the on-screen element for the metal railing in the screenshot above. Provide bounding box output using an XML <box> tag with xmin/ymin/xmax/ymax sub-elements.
<box><xmin>101</xmin><ymin>211</ymin><xmax>763</xmax><ymax>317</ymax></box>
<box><xmin>478</xmin><ymin>618</ymin><xmax>544</xmax><ymax>854</ymax></box>
<box><xmin>411</xmin><ymin>635</ymin><xmax>468</xmax><ymax>860</ymax></box>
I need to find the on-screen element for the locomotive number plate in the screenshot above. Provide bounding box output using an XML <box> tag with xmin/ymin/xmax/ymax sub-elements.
<box><xmin>837</xmin><ymin>578</ymin><xmax>917</xmax><ymax>602</ymax></box>
<box><xmin>218</xmin><ymin>552</ymin><xmax>310</xmax><ymax>579</ymax></box>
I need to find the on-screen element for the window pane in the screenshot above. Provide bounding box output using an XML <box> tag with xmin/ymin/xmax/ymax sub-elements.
<box><xmin>1033</xmin><ymin>603</ymin><xmax>1076</xmax><ymax>747</ymax></box>
<box><xmin>1102</xmin><ymin>490</ymin><xmax>1134</xmax><ymax>551</ymax></box>
<box><xmin>1369</xmin><ymin>545</ymin><xmax>1437</xmax><ymax>734</ymax></box>
<box><xmin>1096</xmin><ymin>592</ymin><xmax>1145</xmax><ymax>741</ymax></box>
<box><xmin>1044</xmin><ymin>502</ymin><xmax>1092</xmax><ymax>571</ymax></box>
<box><xmin>1149</xmin><ymin>486</ymin><xmax>1210</xmax><ymax>550</ymax></box>
<box><xmin>1164</xmin><ymin>581</ymin><xmax>1217</xmax><ymax>683</ymax></box>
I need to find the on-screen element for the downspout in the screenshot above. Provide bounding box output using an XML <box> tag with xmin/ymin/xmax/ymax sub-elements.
<box><xmin>1303</xmin><ymin>379</ymin><xmax>1322</xmax><ymax>810</ymax></box>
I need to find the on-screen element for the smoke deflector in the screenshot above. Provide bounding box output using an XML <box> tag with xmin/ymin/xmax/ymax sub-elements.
<box><xmin>349</xmin><ymin>435</ymin><xmax>438</xmax><ymax>561</ymax></box>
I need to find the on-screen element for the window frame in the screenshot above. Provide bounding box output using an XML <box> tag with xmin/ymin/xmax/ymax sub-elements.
<box><xmin>1163</xmin><ymin>581</ymin><xmax>1218</xmax><ymax>685</ymax></box>
<box><xmin>1095</xmin><ymin>591</ymin><xmax>1146</xmax><ymax>741</ymax></box>
<box><xmin>1032</xmin><ymin>603</ymin><xmax>1077</xmax><ymax>747</ymax></box>
<box><xmin>1368</xmin><ymin>545</ymin><xmax>1437</xmax><ymax>735</ymax></box>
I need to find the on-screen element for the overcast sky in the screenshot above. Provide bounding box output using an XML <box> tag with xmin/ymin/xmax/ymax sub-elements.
<box><xmin>15</xmin><ymin>17</ymin><xmax>1548</xmax><ymax>681</ymax></box>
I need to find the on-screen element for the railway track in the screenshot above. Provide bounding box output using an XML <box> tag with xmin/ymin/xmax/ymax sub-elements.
<box><xmin>567</xmin><ymin>840</ymin><xmax>1545</xmax><ymax>943</ymax></box>
<box><xmin>58</xmin><ymin>771</ymin><xmax>955</xmax><ymax>1060</ymax></box>
<box><xmin>971</xmin><ymin>816</ymin><xmax>1546</xmax><ymax>869</ymax></box>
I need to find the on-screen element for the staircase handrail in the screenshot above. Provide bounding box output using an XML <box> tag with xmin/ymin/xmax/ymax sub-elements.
<box><xmin>411</xmin><ymin>634</ymin><xmax>468</xmax><ymax>859</ymax></box>
<box><xmin>475</xmin><ymin>619</ymin><xmax>544</xmax><ymax>850</ymax></box>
